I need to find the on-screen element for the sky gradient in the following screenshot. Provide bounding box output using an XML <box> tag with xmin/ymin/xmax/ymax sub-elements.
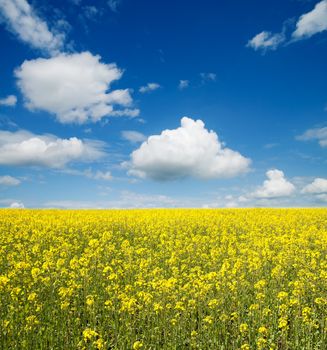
<box><xmin>0</xmin><ymin>0</ymin><xmax>326</xmax><ymax>208</ymax></box>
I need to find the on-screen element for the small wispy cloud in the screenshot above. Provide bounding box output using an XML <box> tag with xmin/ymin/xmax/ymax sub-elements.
<box><xmin>10</xmin><ymin>201</ymin><xmax>24</xmax><ymax>208</ymax></box>
<box><xmin>121</xmin><ymin>130</ymin><xmax>146</xmax><ymax>143</ymax></box>
<box><xmin>248</xmin><ymin>0</ymin><xmax>327</xmax><ymax>52</ymax></box>
<box><xmin>44</xmin><ymin>190</ymin><xmax>181</xmax><ymax>209</ymax></box>
<box><xmin>91</xmin><ymin>171</ymin><xmax>112</xmax><ymax>181</ymax></box>
<box><xmin>139</xmin><ymin>83</ymin><xmax>161</xmax><ymax>93</ymax></box>
<box><xmin>109</xmin><ymin>108</ymin><xmax>140</xmax><ymax>118</ymax></box>
<box><xmin>108</xmin><ymin>0</ymin><xmax>121</xmax><ymax>12</ymax></box>
<box><xmin>264</xmin><ymin>143</ymin><xmax>279</xmax><ymax>149</ymax></box>
<box><xmin>82</xmin><ymin>6</ymin><xmax>100</xmax><ymax>20</ymax></box>
<box><xmin>61</xmin><ymin>168</ymin><xmax>113</xmax><ymax>181</ymax></box>
<box><xmin>200</xmin><ymin>72</ymin><xmax>216</xmax><ymax>83</ymax></box>
<box><xmin>247</xmin><ymin>31</ymin><xmax>285</xmax><ymax>52</ymax></box>
<box><xmin>296</xmin><ymin>126</ymin><xmax>327</xmax><ymax>147</ymax></box>
<box><xmin>0</xmin><ymin>175</ymin><xmax>21</xmax><ymax>186</ymax></box>
<box><xmin>0</xmin><ymin>95</ymin><xmax>17</xmax><ymax>107</ymax></box>
<box><xmin>178</xmin><ymin>80</ymin><xmax>189</xmax><ymax>90</ymax></box>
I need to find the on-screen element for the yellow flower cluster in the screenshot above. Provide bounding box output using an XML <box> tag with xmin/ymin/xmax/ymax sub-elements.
<box><xmin>0</xmin><ymin>208</ymin><xmax>326</xmax><ymax>349</ymax></box>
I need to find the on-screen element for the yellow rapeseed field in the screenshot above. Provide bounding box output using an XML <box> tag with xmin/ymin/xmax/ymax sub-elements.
<box><xmin>0</xmin><ymin>209</ymin><xmax>326</xmax><ymax>349</ymax></box>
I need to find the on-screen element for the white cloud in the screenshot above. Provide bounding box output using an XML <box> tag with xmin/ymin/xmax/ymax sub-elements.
<box><xmin>0</xmin><ymin>95</ymin><xmax>17</xmax><ymax>106</ymax></box>
<box><xmin>247</xmin><ymin>31</ymin><xmax>285</xmax><ymax>51</ymax></box>
<box><xmin>292</xmin><ymin>0</ymin><xmax>327</xmax><ymax>39</ymax></box>
<box><xmin>15</xmin><ymin>52</ymin><xmax>138</xmax><ymax>124</ymax></box>
<box><xmin>211</xmin><ymin>173</ymin><xmax>327</xmax><ymax>208</ymax></box>
<box><xmin>125</xmin><ymin>117</ymin><xmax>251</xmax><ymax>181</ymax></box>
<box><xmin>248</xmin><ymin>1</ymin><xmax>327</xmax><ymax>52</ymax></box>
<box><xmin>0</xmin><ymin>175</ymin><xmax>21</xmax><ymax>186</ymax></box>
<box><xmin>60</xmin><ymin>168</ymin><xmax>113</xmax><ymax>181</ymax></box>
<box><xmin>110</xmin><ymin>108</ymin><xmax>140</xmax><ymax>118</ymax></box>
<box><xmin>252</xmin><ymin>169</ymin><xmax>295</xmax><ymax>198</ymax></box>
<box><xmin>316</xmin><ymin>193</ymin><xmax>327</xmax><ymax>202</ymax></box>
<box><xmin>10</xmin><ymin>201</ymin><xmax>24</xmax><ymax>208</ymax></box>
<box><xmin>302</xmin><ymin>178</ymin><xmax>327</xmax><ymax>194</ymax></box>
<box><xmin>121</xmin><ymin>130</ymin><xmax>146</xmax><ymax>143</ymax></box>
<box><xmin>0</xmin><ymin>129</ymin><xmax>105</xmax><ymax>168</ymax></box>
<box><xmin>0</xmin><ymin>0</ymin><xmax>64</xmax><ymax>55</ymax></box>
<box><xmin>200</xmin><ymin>72</ymin><xmax>216</xmax><ymax>82</ymax></box>
<box><xmin>139</xmin><ymin>83</ymin><xmax>161</xmax><ymax>93</ymax></box>
<box><xmin>296</xmin><ymin>126</ymin><xmax>327</xmax><ymax>147</ymax></box>
<box><xmin>178</xmin><ymin>80</ymin><xmax>189</xmax><ymax>90</ymax></box>
<box><xmin>92</xmin><ymin>171</ymin><xmax>112</xmax><ymax>181</ymax></box>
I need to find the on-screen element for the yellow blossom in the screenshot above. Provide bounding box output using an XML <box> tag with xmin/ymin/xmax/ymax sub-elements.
<box><xmin>133</xmin><ymin>340</ymin><xmax>143</xmax><ymax>350</ymax></box>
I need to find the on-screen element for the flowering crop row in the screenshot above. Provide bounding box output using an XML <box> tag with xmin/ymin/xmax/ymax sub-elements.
<box><xmin>0</xmin><ymin>209</ymin><xmax>326</xmax><ymax>349</ymax></box>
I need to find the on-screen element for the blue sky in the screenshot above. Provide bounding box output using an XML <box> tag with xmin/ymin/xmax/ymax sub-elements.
<box><xmin>0</xmin><ymin>0</ymin><xmax>326</xmax><ymax>208</ymax></box>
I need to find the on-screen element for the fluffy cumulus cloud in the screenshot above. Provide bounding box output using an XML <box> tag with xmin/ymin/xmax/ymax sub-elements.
<box><xmin>126</xmin><ymin>117</ymin><xmax>251</xmax><ymax>181</ymax></box>
<box><xmin>252</xmin><ymin>169</ymin><xmax>295</xmax><ymax>198</ymax></box>
<box><xmin>247</xmin><ymin>31</ymin><xmax>285</xmax><ymax>51</ymax></box>
<box><xmin>296</xmin><ymin>126</ymin><xmax>327</xmax><ymax>147</ymax></box>
<box><xmin>139</xmin><ymin>83</ymin><xmax>161</xmax><ymax>93</ymax></box>
<box><xmin>302</xmin><ymin>178</ymin><xmax>327</xmax><ymax>194</ymax></box>
<box><xmin>292</xmin><ymin>0</ymin><xmax>327</xmax><ymax>39</ymax></box>
<box><xmin>0</xmin><ymin>95</ymin><xmax>17</xmax><ymax>106</ymax></box>
<box><xmin>0</xmin><ymin>0</ymin><xmax>64</xmax><ymax>55</ymax></box>
<box><xmin>0</xmin><ymin>175</ymin><xmax>21</xmax><ymax>186</ymax></box>
<box><xmin>0</xmin><ymin>129</ymin><xmax>105</xmax><ymax>168</ymax></box>
<box><xmin>15</xmin><ymin>52</ymin><xmax>138</xmax><ymax>124</ymax></box>
<box><xmin>121</xmin><ymin>130</ymin><xmax>146</xmax><ymax>143</ymax></box>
